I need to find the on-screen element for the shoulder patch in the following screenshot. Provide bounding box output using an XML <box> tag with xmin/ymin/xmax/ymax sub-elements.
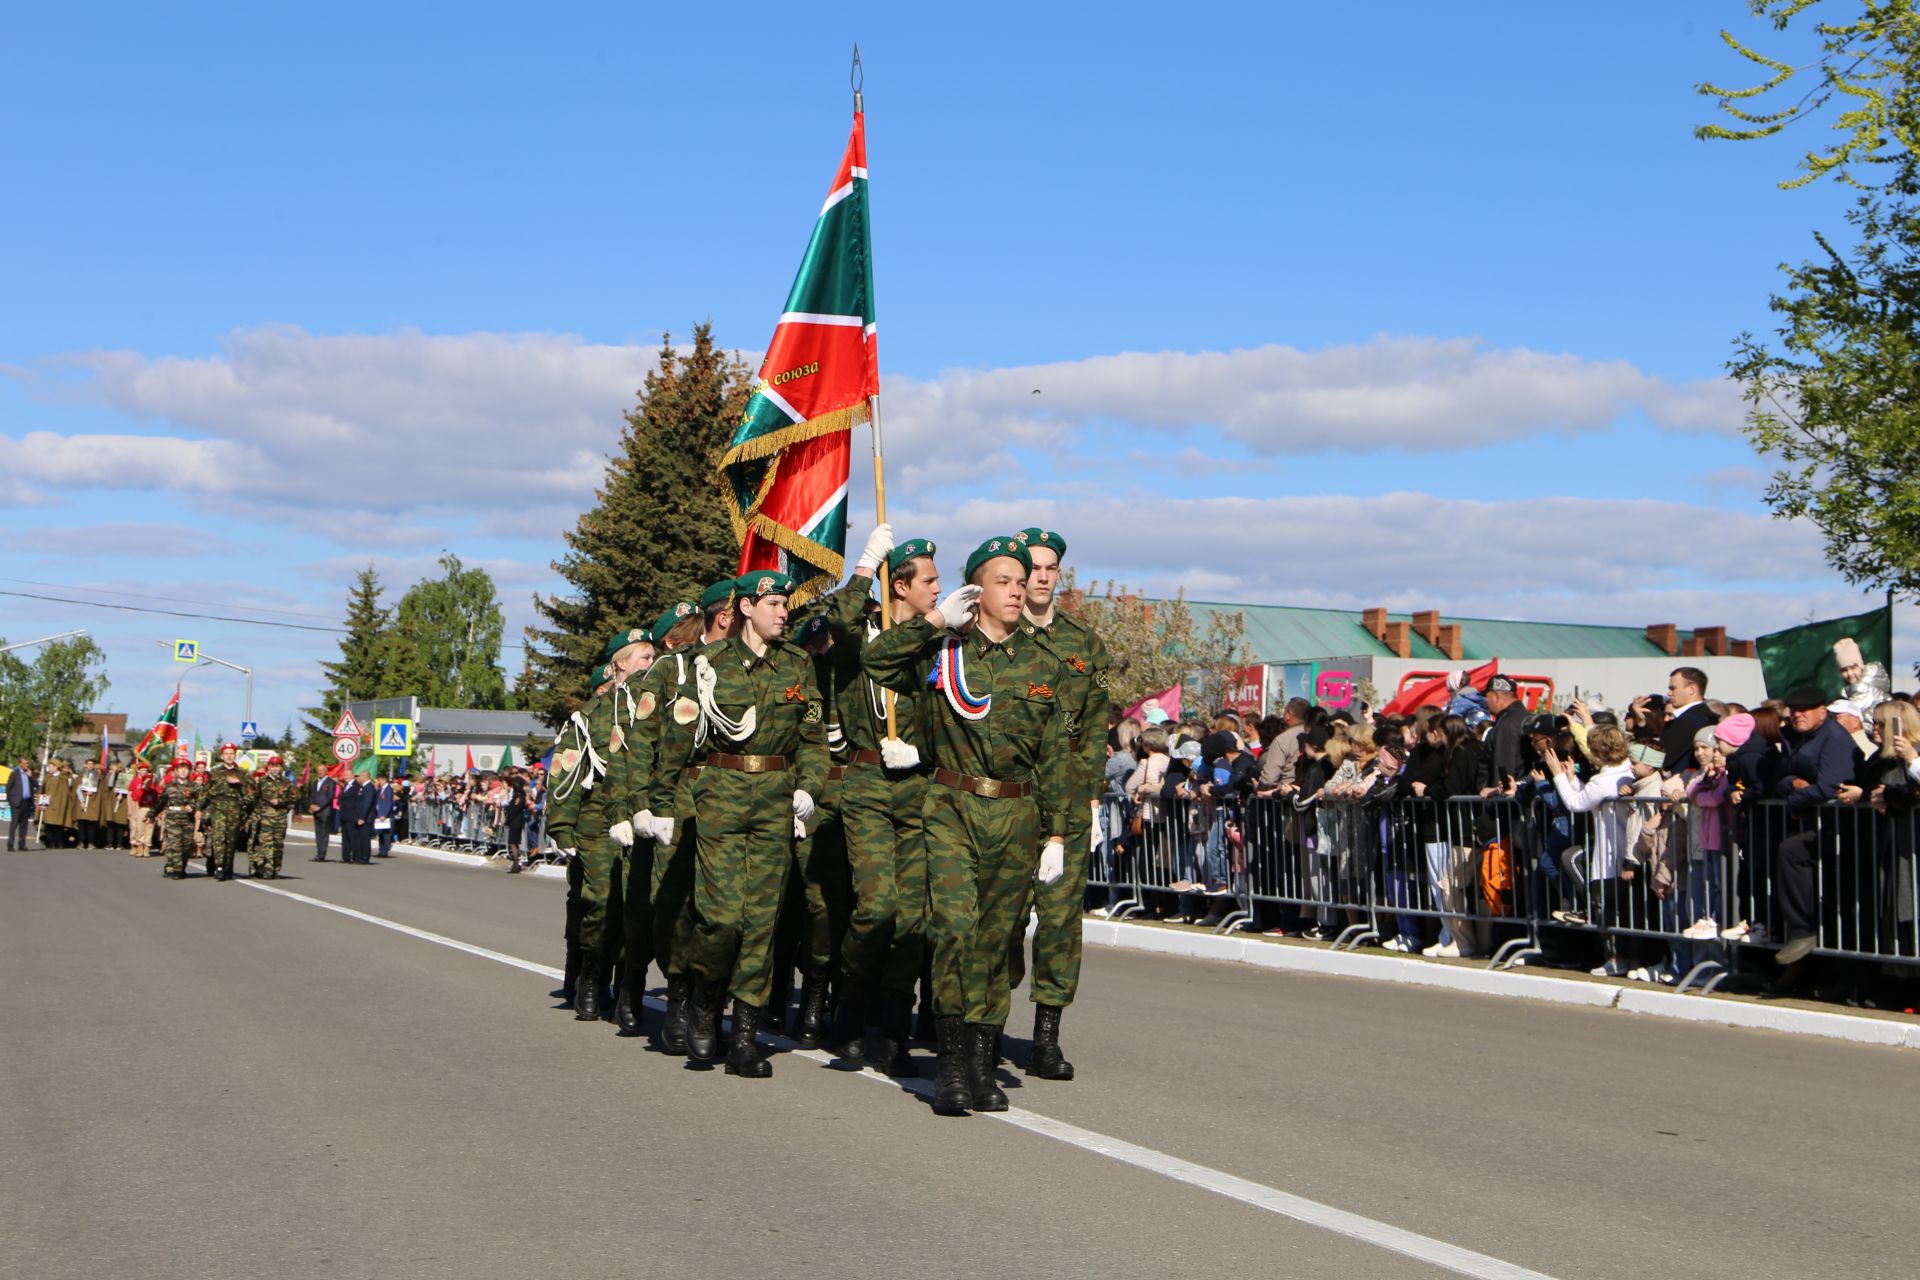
<box><xmin>672</xmin><ymin>697</ymin><xmax>699</xmax><ymax>725</ymax></box>
<box><xmin>636</xmin><ymin>690</ymin><xmax>658</xmax><ymax>720</ymax></box>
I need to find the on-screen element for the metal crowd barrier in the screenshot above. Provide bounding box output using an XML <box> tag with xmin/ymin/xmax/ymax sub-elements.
<box><xmin>1086</xmin><ymin>791</ymin><xmax>1920</xmax><ymax>990</ymax></box>
<box><xmin>399</xmin><ymin>794</ymin><xmax>560</xmax><ymax>864</ymax></box>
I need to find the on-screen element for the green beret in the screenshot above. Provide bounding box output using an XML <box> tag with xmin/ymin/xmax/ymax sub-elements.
<box><xmin>791</xmin><ymin>613</ymin><xmax>830</xmax><ymax>647</ymax></box>
<box><xmin>649</xmin><ymin>600</ymin><xmax>696</xmax><ymax>644</ymax></box>
<box><xmin>602</xmin><ymin>627</ymin><xmax>647</xmax><ymax>660</ymax></box>
<box><xmin>884</xmin><ymin>537</ymin><xmax>936</xmax><ymax>576</ymax></box>
<box><xmin>589</xmin><ymin>663</ymin><xmax>610</xmax><ymax>688</ymax></box>
<box><xmin>735</xmin><ymin>569</ymin><xmax>797</xmax><ymax>600</ymax></box>
<box><xmin>964</xmin><ymin>535</ymin><xmax>1032</xmax><ymax>583</ymax></box>
<box><xmin>1017</xmin><ymin>527</ymin><xmax>1066</xmax><ymax>558</ymax></box>
<box><xmin>699</xmin><ymin>579</ymin><xmax>737</xmax><ymax>611</ymax></box>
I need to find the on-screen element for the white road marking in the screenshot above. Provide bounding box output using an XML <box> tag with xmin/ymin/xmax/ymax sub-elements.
<box><xmin>238</xmin><ymin>878</ymin><xmax>1559</xmax><ymax>1280</ymax></box>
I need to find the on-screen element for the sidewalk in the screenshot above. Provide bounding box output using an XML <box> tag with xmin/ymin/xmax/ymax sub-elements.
<box><xmin>1083</xmin><ymin>915</ymin><xmax>1920</xmax><ymax>1050</ymax></box>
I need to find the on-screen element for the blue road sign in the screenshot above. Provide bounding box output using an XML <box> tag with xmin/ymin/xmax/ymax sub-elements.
<box><xmin>239</xmin><ymin>721</ymin><xmax>259</xmax><ymax>740</ymax></box>
<box><xmin>372</xmin><ymin>718</ymin><xmax>413</xmax><ymax>756</ymax></box>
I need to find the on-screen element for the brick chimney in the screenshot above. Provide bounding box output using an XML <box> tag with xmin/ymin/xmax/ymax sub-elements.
<box><xmin>1693</xmin><ymin>625</ymin><xmax>1727</xmax><ymax>657</ymax></box>
<box><xmin>1681</xmin><ymin>636</ymin><xmax>1707</xmax><ymax>657</ymax></box>
<box><xmin>1411</xmin><ymin>610</ymin><xmax>1442</xmax><ymax>647</ymax></box>
<box><xmin>1362</xmin><ymin>607</ymin><xmax>1388</xmax><ymax>642</ymax></box>
<box><xmin>1730</xmin><ymin>639</ymin><xmax>1756</xmax><ymax>659</ymax></box>
<box><xmin>1382</xmin><ymin>621</ymin><xmax>1412</xmax><ymax>659</ymax></box>
<box><xmin>1437</xmin><ymin>623</ymin><xmax>1463</xmax><ymax>661</ymax></box>
<box><xmin>1646</xmin><ymin>624</ymin><xmax>1678</xmax><ymax>657</ymax></box>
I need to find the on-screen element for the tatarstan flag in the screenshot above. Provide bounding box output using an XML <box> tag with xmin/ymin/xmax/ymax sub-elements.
<box><xmin>132</xmin><ymin>688</ymin><xmax>181</xmax><ymax>769</ymax></box>
<box><xmin>722</xmin><ymin>108</ymin><xmax>877</xmax><ymax>604</ymax></box>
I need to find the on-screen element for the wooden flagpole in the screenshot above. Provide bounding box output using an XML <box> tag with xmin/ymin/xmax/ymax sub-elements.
<box><xmin>856</xmin><ymin>44</ymin><xmax>899</xmax><ymax>742</ymax></box>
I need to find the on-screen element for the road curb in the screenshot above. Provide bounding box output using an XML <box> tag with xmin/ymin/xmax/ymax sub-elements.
<box><xmin>392</xmin><ymin>841</ymin><xmax>567</xmax><ymax>879</ymax></box>
<box><xmin>1082</xmin><ymin>918</ymin><xmax>1920</xmax><ymax>1049</ymax></box>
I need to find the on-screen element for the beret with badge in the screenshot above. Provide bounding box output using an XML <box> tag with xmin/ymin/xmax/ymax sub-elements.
<box><xmin>964</xmin><ymin>534</ymin><xmax>1033</xmax><ymax>582</ymax></box>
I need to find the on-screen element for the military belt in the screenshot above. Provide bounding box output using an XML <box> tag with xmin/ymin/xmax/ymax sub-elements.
<box><xmin>849</xmin><ymin>748</ymin><xmax>929</xmax><ymax>774</ymax></box>
<box><xmin>826</xmin><ymin>764</ymin><xmax>849</xmax><ymax>782</ymax></box>
<box><xmin>1068</xmin><ymin>735</ymin><xmax>1082</xmax><ymax>752</ymax></box>
<box><xmin>679</xmin><ymin>765</ymin><xmax>705</xmax><ymax>782</ymax></box>
<box><xmin>932</xmin><ymin>769</ymin><xmax>1030</xmax><ymax>800</ymax></box>
<box><xmin>168</xmin><ymin>805</ymin><xmax>192</xmax><ymax>812</ymax></box>
<box><xmin>704</xmin><ymin>753</ymin><xmax>789</xmax><ymax>774</ymax></box>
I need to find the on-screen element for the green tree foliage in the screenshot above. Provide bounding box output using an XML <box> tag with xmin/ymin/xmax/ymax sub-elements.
<box><xmin>1060</xmin><ymin>577</ymin><xmax>1252</xmax><ymax>714</ymax></box>
<box><xmin>1729</xmin><ymin>184</ymin><xmax>1920</xmax><ymax>599</ymax></box>
<box><xmin>303</xmin><ymin>565</ymin><xmax>390</xmax><ymax>741</ymax></box>
<box><xmin>1698</xmin><ymin>0</ymin><xmax>1920</xmax><ymax>188</ymax></box>
<box><xmin>0</xmin><ymin>634</ymin><xmax>109</xmax><ymax>764</ymax></box>
<box><xmin>1704</xmin><ymin>3</ymin><xmax>1920</xmax><ymax>619</ymax></box>
<box><xmin>523</xmin><ymin>322</ymin><xmax>751</xmax><ymax>728</ymax></box>
<box><xmin>387</xmin><ymin>552</ymin><xmax>506</xmax><ymax>709</ymax></box>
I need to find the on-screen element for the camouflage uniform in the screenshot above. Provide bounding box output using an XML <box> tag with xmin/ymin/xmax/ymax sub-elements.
<box><xmin>626</xmin><ymin>646</ymin><xmax>715</xmax><ymax>985</ymax></box>
<box><xmin>684</xmin><ymin>633</ymin><xmax>828</xmax><ymax>1009</ymax></box>
<box><xmin>249</xmin><ymin>772</ymin><xmax>300</xmax><ymax>877</ymax></box>
<box><xmin>823</xmin><ymin>574</ymin><xmax>932</xmax><ymax>1035</ymax></box>
<box><xmin>159</xmin><ymin>775</ymin><xmax>201</xmax><ymax>877</ymax></box>
<box><xmin>864</xmin><ymin>616</ymin><xmax>1069</xmax><ymax>1028</ymax></box>
<box><xmin>199</xmin><ymin>762</ymin><xmax>252</xmax><ymax>879</ymax></box>
<box><xmin>545</xmin><ymin>685</ymin><xmax>629</xmax><ymax>1015</ymax></box>
<box><xmin>1010</xmin><ymin>608</ymin><xmax>1111</xmax><ymax>1007</ymax></box>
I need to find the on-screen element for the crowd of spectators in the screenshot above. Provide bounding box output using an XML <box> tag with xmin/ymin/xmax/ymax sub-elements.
<box><xmin>408</xmin><ymin>766</ymin><xmax>547</xmax><ymax>867</ymax></box>
<box><xmin>1096</xmin><ymin>646</ymin><xmax>1919</xmax><ymax>1007</ymax></box>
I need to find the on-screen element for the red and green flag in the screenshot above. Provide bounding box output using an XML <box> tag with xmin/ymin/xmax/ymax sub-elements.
<box><xmin>131</xmin><ymin>688</ymin><xmax>181</xmax><ymax>768</ymax></box>
<box><xmin>722</xmin><ymin>107</ymin><xmax>878</xmax><ymax>603</ymax></box>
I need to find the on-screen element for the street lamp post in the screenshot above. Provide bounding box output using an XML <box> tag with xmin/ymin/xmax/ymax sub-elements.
<box><xmin>154</xmin><ymin>642</ymin><xmax>254</xmax><ymax>730</ymax></box>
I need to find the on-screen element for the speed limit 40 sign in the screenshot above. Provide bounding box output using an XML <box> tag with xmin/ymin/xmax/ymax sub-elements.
<box><xmin>332</xmin><ymin>736</ymin><xmax>361</xmax><ymax>763</ymax></box>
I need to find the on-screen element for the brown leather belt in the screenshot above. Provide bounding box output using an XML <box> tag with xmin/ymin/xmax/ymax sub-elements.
<box><xmin>679</xmin><ymin>766</ymin><xmax>704</xmax><ymax>782</ymax></box>
<box><xmin>704</xmin><ymin>753</ymin><xmax>789</xmax><ymax>774</ymax></box>
<box><xmin>932</xmin><ymin>768</ymin><xmax>1030</xmax><ymax>800</ymax></box>
<box><xmin>1068</xmin><ymin>736</ymin><xmax>1082</xmax><ymax>752</ymax></box>
<box><xmin>826</xmin><ymin>764</ymin><xmax>849</xmax><ymax>782</ymax></box>
<box><xmin>168</xmin><ymin>805</ymin><xmax>192</xmax><ymax>813</ymax></box>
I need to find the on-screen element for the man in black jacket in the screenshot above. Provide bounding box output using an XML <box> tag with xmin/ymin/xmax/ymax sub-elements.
<box><xmin>1476</xmin><ymin>677</ymin><xmax>1529</xmax><ymax>795</ymax></box>
<box><xmin>6</xmin><ymin>759</ymin><xmax>34</xmax><ymax>850</ymax></box>
<box><xmin>1659</xmin><ymin>667</ymin><xmax>1718</xmax><ymax>775</ymax></box>
<box><xmin>339</xmin><ymin>777</ymin><xmax>377</xmax><ymax>864</ymax></box>
<box><xmin>1771</xmin><ymin>688</ymin><xmax>1865</xmax><ymax>966</ymax></box>
<box><xmin>309</xmin><ymin>772</ymin><xmax>340</xmax><ymax>862</ymax></box>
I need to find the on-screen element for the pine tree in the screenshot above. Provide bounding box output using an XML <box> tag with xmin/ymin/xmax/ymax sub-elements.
<box><xmin>523</xmin><ymin>322</ymin><xmax>751</xmax><ymax>728</ymax></box>
<box><xmin>304</xmin><ymin>566</ymin><xmax>390</xmax><ymax>739</ymax></box>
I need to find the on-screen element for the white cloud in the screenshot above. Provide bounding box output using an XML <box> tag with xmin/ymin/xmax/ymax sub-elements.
<box><xmin>876</xmin><ymin>337</ymin><xmax>1743</xmax><ymax>475</ymax></box>
<box><xmin>5</xmin><ymin>522</ymin><xmax>222</xmax><ymax>558</ymax></box>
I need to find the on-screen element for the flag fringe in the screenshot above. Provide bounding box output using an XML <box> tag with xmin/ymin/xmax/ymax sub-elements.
<box><xmin>718</xmin><ymin>401</ymin><xmax>867</xmax><ymax>470</ymax></box>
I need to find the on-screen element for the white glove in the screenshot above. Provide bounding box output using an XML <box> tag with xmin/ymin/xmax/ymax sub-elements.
<box><xmin>855</xmin><ymin>522</ymin><xmax>895</xmax><ymax>574</ymax></box>
<box><xmin>607</xmin><ymin>820</ymin><xmax>634</xmax><ymax>848</ymax></box>
<box><xmin>794</xmin><ymin>816</ymin><xmax>808</xmax><ymax>839</ymax></box>
<box><xmin>934</xmin><ymin>584</ymin><xmax>983</xmax><ymax>631</ymax></box>
<box><xmin>879</xmin><ymin>737</ymin><xmax>921</xmax><ymax>769</ymax></box>
<box><xmin>560</xmin><ymin>846</ymin><xmax>578</xmax><ymax>862</ymax></box>
<box><xmin>792</xmin><ymin>790</ymin><xmax>815</xmax><ymax>822</ymax></box>
<box><xmin>632</xmin><ymin>809</ymin><xmax>653</xmax><ymax>834</ymax></box>
<box><xmin>649</xmin><ymin>815</ymin><xmax>676</xmax><ymax>844</ymax></box>
<box><xmin>1037</xmin><ymin>838</ymin><xmax>1065</xmax><ymax>885</ymax></box>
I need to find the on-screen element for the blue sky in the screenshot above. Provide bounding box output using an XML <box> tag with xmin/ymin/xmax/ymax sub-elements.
<box><xmin>2</xmin><ymin>1</ymin><xmax>1912</xmax><ymax>737</ymax></box>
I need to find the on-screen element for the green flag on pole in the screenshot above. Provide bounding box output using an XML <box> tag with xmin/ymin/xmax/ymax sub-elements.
<box><xmin>498</xmin><ymin>743</ymin><xmax>516</xmax><ymax>770</ymax></box>
<box><xmin>1755</xmin><ymin>599</ymin><xmax>1895</xmax><ymax>698</ymax></box>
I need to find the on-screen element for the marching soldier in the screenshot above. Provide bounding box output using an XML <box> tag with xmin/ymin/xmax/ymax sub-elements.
<box><xmin>771</xmin><ymin>608</ymin><xmax>851</xmax><ymax>1050</ymax></box>
<box><xmin>626</xmin><ymin>579</ymin><xmax>739</xmax><ymax>1052</ymax></box>
<box><xmin>1009</xmin><ymin>527</ymin><xmax>1110</xmax><ymax>1080</ymax></box>
<box><xmin>680</xmin><ymin>569</ymin><xmax>828</xmax><ymax>1078</ymax></box>
<box><xmin>199</xmin><ymin>743</ymin><xmax>251</xmax><ymax>881</ymax></box>
<box><xmin>865</xmin><ymin>536</ymin><xmax>1070</xmax><ymax>1115</ymax></box>
<box><xmin>816</xmin><ymin>524</ymin><xmax>940</xmax><ymax>1074</ymax></box>
<box><xmin>158</xmin><ymin>759</ymin><xmax>200</xmax><ymax>879</ymax></box>
<box><xmin>545</xmin><ymin>657</ymin><xmax>629</xmax><ymax>1020</ymax></box>
<box><xmin>249</xmin><ymin>755</ymin><xmax>300</xmax><ymax>879</ymax></box>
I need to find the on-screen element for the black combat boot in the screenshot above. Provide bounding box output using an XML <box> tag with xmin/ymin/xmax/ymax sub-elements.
<box><xmin>660</xmin><ymin>973</ymin><xmax>692</xmax><ymax>1053</ymax></box>
<box><xmin>613</xmin><ymin>970</ymin><xmax>641</xmax><ymax>1036</ymax></box>
<box><xmin>1026</xmin><ymin>1003</ymin><xmax>1075</xmax><ymax>1080</ymax></box>
<box><xmin>684</xmin><ymin>976</ymin><xmax>722</xmax><ymax>1064</ymax></box>
<box><xmin>931</xmin><ymin>1016</ymin><xmax>973</xmax><ymax>1115</ymax></box>
<box><xmin>553</xmin><ymin>944</ymin><xmax>579</xmax><ymax>1006</ymax></box>
<box><xmin>828</xmin><ymin>975</ymin><xmax>868</xmax><ymax>1061</ymax></box>
<box><xmin>723</xmin><ymin>999</ymin><xmax>772</xmax><ymax>1078</ymax></box>
<box><xmin>966</xmin><ymin>1023</ymin><xmax>1009</xmax><ymax>1112</ymax></box>
<box><xmin>874</xmin><ymin>992</ymin><xmax>917</xmax><ymax>1078</ymax></box>
<box><xmin>574</xmin><ymin>958</ymin><xmax>603</xmax><ymax>1022</ymax></box>
<box><xmin>792</xmin><ymin>967</ymin><xmax>830</xmax><ymax>1048</ymax></box>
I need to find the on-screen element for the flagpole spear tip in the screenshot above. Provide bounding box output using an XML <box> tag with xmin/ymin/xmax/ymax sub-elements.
<box><xmin>851</xmin><ymin>42</ymin><xmax>864</xmax><ymax>112</ymax></box>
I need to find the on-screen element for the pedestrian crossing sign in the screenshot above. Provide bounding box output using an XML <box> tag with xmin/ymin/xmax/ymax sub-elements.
<box><xmin>173</xmin><ymin>639</ymin><xmax>198</xmax><ymax>663</ymax></box>
<box><xmin>372</xmin><ymin>718</ymin><xmax>413</xmax><ymax>756</ymax></box>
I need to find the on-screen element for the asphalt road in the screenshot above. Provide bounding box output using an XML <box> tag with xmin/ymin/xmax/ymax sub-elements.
<box><xmin>3</xmin><ymin>843</ymin><xmax>1914</xmax><ymax>1280</ymax></box>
